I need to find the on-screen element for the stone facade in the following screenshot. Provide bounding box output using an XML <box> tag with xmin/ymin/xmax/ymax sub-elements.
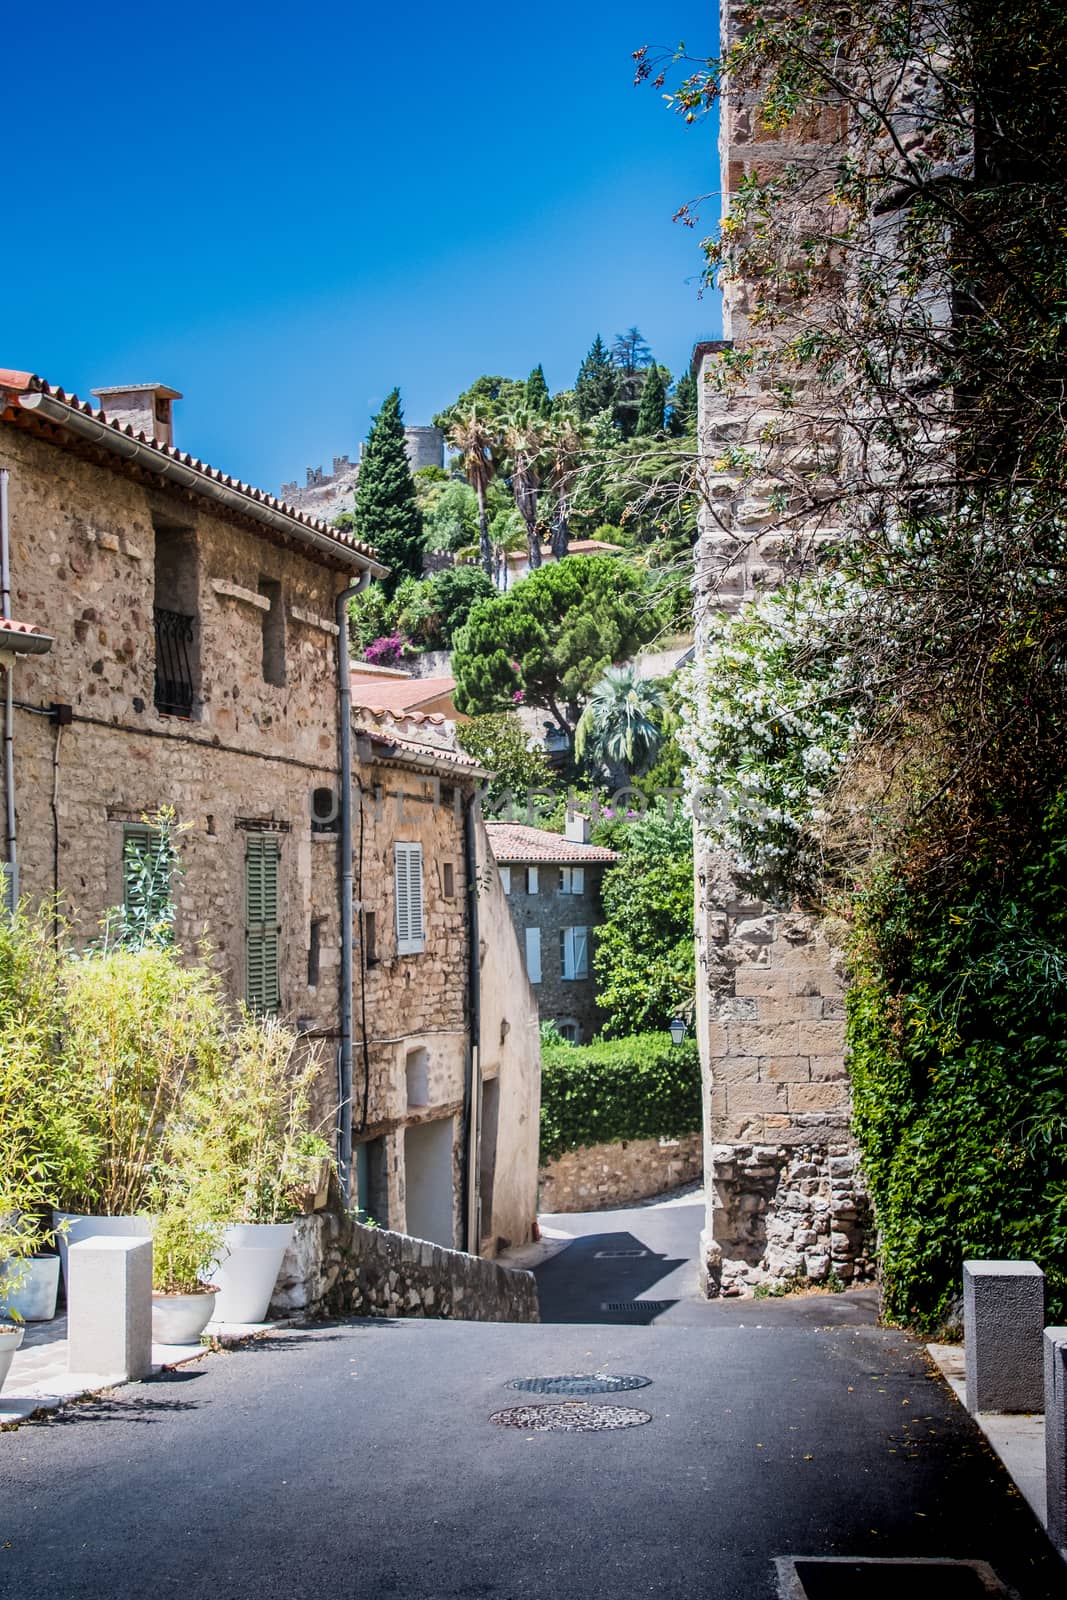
<box><xmin>0</xmin><ymin>373</ymin><xmax>540</xmax><ymax>1268</ymax></box>
<box><xmin>538</xmin><ymin>1134</ymin><xmax>703</xmax><ymax>1215</ymax></box>
<box><xmin>270</xmin><ymin>1212</ymin><xmax>539</xmax><ymax>1323</ymax></box>
<box><xmin>690</xmin><ymin>3</ymin><xmax>872</xmax><ymax>1296</ymax></box>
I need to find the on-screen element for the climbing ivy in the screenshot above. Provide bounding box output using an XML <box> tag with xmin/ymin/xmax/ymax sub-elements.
<box><xmin>540</xmin><ymin>1032</ymin><xmax>701</xmax><ymax>1163</ymax></box>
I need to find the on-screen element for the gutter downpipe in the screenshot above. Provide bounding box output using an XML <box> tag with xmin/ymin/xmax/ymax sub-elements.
<box><xmin>462</xmin><ymin>790</ymin><xmax>483</xmax><ymax>1254</ymax></box>
<box><xmin>336</xmin><ymin>569</ymin><xmax>373</xmax><ymax>1207</ymax></box>
<box><xmin>0</xmin><ymin>469</ymin><xmax>16</xmax><ymax>909</ymax></box>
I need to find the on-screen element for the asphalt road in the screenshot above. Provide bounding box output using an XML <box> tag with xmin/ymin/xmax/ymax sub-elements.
<box><xmin>1</xmin><ymin>1193</ymin><xmax>1062</xmax><ymax>1599</ymax></box>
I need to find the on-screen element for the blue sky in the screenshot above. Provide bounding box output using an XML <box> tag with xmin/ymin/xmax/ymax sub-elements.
<box><xmin>5</xmin><ymin>2</ymin><xmax>720</xmax><ymax>492</ymax></box>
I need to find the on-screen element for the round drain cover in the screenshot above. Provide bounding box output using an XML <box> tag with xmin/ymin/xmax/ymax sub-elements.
<box><xmin>489</xmin><ymin>1403</ymin><xmax>652</xmax><ymax>1432</ymax></box>
<box><xmin>507</xmin><ymin>1373</ymin><xmax>652</xmax><ymax>1395</ymax></box>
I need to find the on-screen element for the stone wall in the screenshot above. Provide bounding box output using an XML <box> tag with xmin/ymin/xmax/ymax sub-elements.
<box><xmin>538</xmin><ymin>1133</ymin><xmax>703</xmax><ymax>1214</ymax></box>
<box><xmin>270</xmin><ymin>1212</ymin><xmax>539</xmax><ymax>1323</ymax></box>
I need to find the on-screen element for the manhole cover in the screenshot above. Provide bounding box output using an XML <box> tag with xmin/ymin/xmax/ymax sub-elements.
<box><xmin>507</xmin><ymin>1373</ymin><xmax>652</xmax><ymax>1395</ymax></box>
<box><xmin>779</xmin><ymin>1558</ymin><xmax>1009</xmax><ymax>1599</ymax></box>
<box><xmin>602</xmin><ymin>1300</ymin><xmax>672</xmax><ymax>1314</ymax></box>
<box><xmin>489</xmin><ymin>1403</ymin><xmax>652</xmax><ymax>1432</ymax></box>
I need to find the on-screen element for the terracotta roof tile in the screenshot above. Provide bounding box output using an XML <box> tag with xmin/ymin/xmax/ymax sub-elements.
<box><xmin>484</xmin><ymin>822</ymin><xmax>618</xmax><ymax>864</ymax></box>
<box><xmin>0</xmin><ymin>370</ymin><xmax>382</xmax><ymax>570</ymax></box>
<box><xmin>349</xmin><ymin>673</ymin><xmax>457</xmax><ymax>715</ymax></box>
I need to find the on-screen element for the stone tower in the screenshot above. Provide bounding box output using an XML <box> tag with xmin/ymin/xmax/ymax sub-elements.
<box><xmin>690</xmin><ymin>2</ymin><xmax>872</xmax><ymax>1296</ymax></box>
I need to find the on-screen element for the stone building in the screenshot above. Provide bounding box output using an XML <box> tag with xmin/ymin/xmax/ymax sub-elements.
<box><xmin>485</xmin><ymin>816</ymin><xmax>617</xmax><ymax>1044</ymax></box>
<box><xmin>689</xmin><ymin>5</ymin><xmax>873</xmax><ymax>1295</ymax></box>
<box><xmin>0</xmin><ymin>368</ymin><xmax>539</xmax><ymax>1257</ymax></box>
<box><xmin>279</xmin><ymin>425</ymin><xmax>445</xmax><ymax>526</ymax></box>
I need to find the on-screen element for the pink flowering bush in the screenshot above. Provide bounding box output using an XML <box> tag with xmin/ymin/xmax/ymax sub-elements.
<box><xmin>364</xmin><ymin>634</ymin><xmax>407</xmax><ymax>668</ymax></box>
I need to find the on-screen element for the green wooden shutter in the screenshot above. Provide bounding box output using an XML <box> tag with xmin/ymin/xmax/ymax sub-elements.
<box><xmin>246</xmin><ymin>832</ymin><xmax>281</xmax><ymax>1012</ymax></box>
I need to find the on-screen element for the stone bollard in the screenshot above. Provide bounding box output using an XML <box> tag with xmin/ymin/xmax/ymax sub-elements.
<box><xmin>1046</xmin><ymin>1327</ymin><xmax>1067</xmax><ymax>1556</ymax></box>
<box><xmin>963</xmin><ymin>1259</ymin><xmax>1045</xmax><ymax>1413</ymax></box>
<box><xmin>67</xmin><ymin>1236</ymin><xmax>153</xmax><ymax>1381</ymax></box>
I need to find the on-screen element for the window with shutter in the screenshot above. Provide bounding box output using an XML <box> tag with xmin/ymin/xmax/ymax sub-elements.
<box><xmin>394</xmin><ymin>842</ymin><xmax>426</xmax><ymax>955</ymax></box>
<box><xmin>560</xmin><ymin>866</ymin><xmax>585</xmax><ymax>895</ymax></box>
<box><xmin>526</xmin><ymin>865</ymin><xmax>539</xmax><ymax>895</ymax></box>
<box><xmin>245</xmin><ymin>833</ymin><xmax>281</xmax><ymax>1013</ymax></box>
<box><xmin>499</xmin><ymin>865</ymin><xmax>511</xmax><ymax>895</ymax></box>
<box><xmin>525</xmin><ymin>926</ymin><xmax>542</xmax><ymax>984</ymax></box>
<box><xmin>561</xmin><ymin>926</ymin><xmax>589</xmax><ymax>980</ymax></box>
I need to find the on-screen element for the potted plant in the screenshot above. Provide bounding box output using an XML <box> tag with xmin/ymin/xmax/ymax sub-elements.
<box><xmin>150</xmin><ymin>1204</ymin><xmax>225</xmax><ymax>1345</ymax></box>
<box><xmin>176</xmin><ymin>1014</ymin><xmax>333</xmax><ymax>1324</ymax></box>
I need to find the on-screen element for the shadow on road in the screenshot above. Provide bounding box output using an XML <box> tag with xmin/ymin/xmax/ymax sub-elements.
<box><xmin>534</xmin><ymin>1227</ymin><xmax>688</xmax><ymax>1324</ymax></box>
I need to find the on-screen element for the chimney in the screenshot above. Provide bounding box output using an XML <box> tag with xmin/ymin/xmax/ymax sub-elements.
<box><xmin>565</xmin><ymin>812</ymin><xmax>591</xmax><ymax>845</ymax></box>
<box><xmin>90</xmin><ymin>382</ymin><xmax>182</xmax><ymax>447</ymax></box>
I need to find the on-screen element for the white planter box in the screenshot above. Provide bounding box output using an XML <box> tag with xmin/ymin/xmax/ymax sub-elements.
<box><xmin>3</xmin><ymin>1255</ymin><xmax>60</xmax><ymax>1321</ymax></box>
<box><xmin>210</xmin><ymin>1223</ymin><xmax>296</xmax><ymax>1324</ymax></box>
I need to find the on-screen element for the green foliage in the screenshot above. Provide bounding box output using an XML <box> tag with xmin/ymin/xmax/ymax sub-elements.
<box><xmin>397</xmin><ymin>566</ymin><xmax>496</xmax><ymax>650</ymax></box>
<box><xmin>525</xmin><ymin>364</ymin><xmax>552</xmax><ymax>416</ymax></box>
<box><xmin>451</xmin><ymin>555</ymin><xmax>660</xmax><ymax>734</ymax></box>
<box><xmin>635</xmin><ymin>364</ymin><xmax>667</xmax><ymax>437</ymax></box>
<box><xmin>150</xmin><ymin>1203</ymin><xmax>225</xmax><ymax>1296</ymax></box>
<box><xmin>574</xmin><ymin>335</ymin><xmax>619</xmax><ymax>423</ymax></box>
<box><xmin>540</xmin><ymin>1032</ymin><xmax>700</xmax><ymax>1161</ymax></box>
<box><xmin>594</xmin><ymin>802</ymin><xmax>695</xmax><ymax>1036</ymax></box>
<box><xmin>120</xmin><ymin>806</ymin><xmax>185</xmax><ymax>948</ymax></box>
<box><xmin>848</xmin><ymin>786</ymin><xmax>1067</xmax><ymax>1330</ymax></box>
<box><xmin>574</xmin><ymin>666</ymin><xmax>668</xmax><ymax>780</ymax></box>
<box><xmin>454</xmin><ymin>714</ymin><xmax>555</xmax><ymax>815</ymax></box>
<box><xmin>433</xmin><ymin>375</ymin><xmax>524</xmax><ymax>429</ymax></box>
<box><xmin>353</xmin><ymin>389</ymin><xmax>424</xmax><ymax>592</ymax></box>
<box><xmin>667</xmin><ymin>370</ymin><xmax>697</xmax><ymax>437</ymax></box>
<box><xmin>422</xmin><ymin>479</ymin><xmax>480</xmax><ymax>553</ymax></box>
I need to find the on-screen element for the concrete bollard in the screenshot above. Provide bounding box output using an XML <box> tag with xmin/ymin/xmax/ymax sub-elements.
<box><xmin>67</xmin><ymin>1236</ymin><xmax>153</xmax><ymax>1381</ymax></box>
<box><xmin>963</xmin><ymin>1259</ymin><xmax>1045</xmax><ymax>1413</ymax></box>
<box><xmin>1046</xmin><ymin>1327</ymin><xmax>1067</xmax><ymax>1556</ymax></box>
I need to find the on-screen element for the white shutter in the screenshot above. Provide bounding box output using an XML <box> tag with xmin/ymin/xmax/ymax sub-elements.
<box><xmin>560</xmin><ymin>927</ymin><xmax>572</xmax><ymax>979</ymax></box>
<box><xmin>527</xmin><ymin>865</ymin><xmax>539</xmax><ymax>894</ymax></box>
<box><xmin>573</xmin><ymin>926</ymin><xmax>589</xmax><ymax>978</ymax></box>
<box><xmin>525</xmin><ymin>926</ymin><xmax>542</xmax><ymax>984</ymax></box>
<box><xmin>499</xmin><ymin>865</ymin><xmax>511</xmax><ymax>894</ymax></box>
<box><xmin>395</xmin><ymin>843</ymin><xmax>425</xmax><ymax>955</ymax></box>
<box><xmin>571</xmin><ymin>866</ymin><xmax>585</xmax><ymax>895</ymax></box>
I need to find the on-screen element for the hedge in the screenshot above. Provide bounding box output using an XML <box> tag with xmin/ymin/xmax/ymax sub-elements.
<box><xmin>539</xmin><ymin>1032</ymin><xmax>701</xmax><ymax>1163</ymax></box>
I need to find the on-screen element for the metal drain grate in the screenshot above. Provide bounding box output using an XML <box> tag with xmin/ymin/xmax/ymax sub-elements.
<box><xmin>489</xmin><ymin>1402</ymin><xmax>652</xmax><ymax>1432</ymax></box>
<box><xmin>507</xmin><ymin>1373</ymin><xmax>652</xmax><ymax>1395</ymax></box>
<box><xmin>602</xmin><ymin>1300</ymin><xmax>672</xmax><ymax>1314</ymax></box>
<box><xmin>593</xmin><ymin>1249</ymin><xmax>649</xmax><ymax>1259</ymax></box>
<box><xmin>778</xmin><ymin>1557</ymin><xmax>1009</xmax><ymax>1599</ymax></box>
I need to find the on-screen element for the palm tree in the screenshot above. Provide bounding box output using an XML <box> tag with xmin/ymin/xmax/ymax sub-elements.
<box><xmin>574</xmin><ymin>666</ymin><xmax>669</xmax><ymax>781</ymax></box>
<box><xmin>501</xmin><ymin>406</ymin><xmax>549</xmax><ymax>571</ymax></box>
<box><xmin>543</xmin><ymin>412</ymin><xmax>589</xmax><ymax>561</ymax></box>
<box><xmin>446</xmin><ymin>403</ymin><xmax>500</xmax><ymax>578</ymax></box>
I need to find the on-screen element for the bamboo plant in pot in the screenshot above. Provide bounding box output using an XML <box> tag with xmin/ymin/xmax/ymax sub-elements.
<box><xmin>150</xmin><ymin>1203</ymin><xmax>225</xmax><ymax>1346</ymax></box>
<box><xmin>176</xmin><ymin>1013</ymin><xmax>333</xmax><ymax>1324</ymax></box>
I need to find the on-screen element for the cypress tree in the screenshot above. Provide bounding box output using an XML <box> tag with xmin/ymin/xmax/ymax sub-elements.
<box><xmin>525</xmin><ymin>364</ymin><xmax>551</xmax><ymax>416</ymax></box>
<box><xmin>574</xmin><ymin>335</ymin><xmax>619</xmax><ymax>421</ymax></box>
<box><xmin>635</xmin><ymin>364</ymin><xmax>667</xmax><ymax>436</ymax></box>
<box><xmin>353</xmin><ymin>389</ymin><xmax>424</xmax><ymax>592</ymax></box>
<box><xmin>668</xmin><ymin>370</ymin><xmax>698</xmax><ymax>436</ymax></box>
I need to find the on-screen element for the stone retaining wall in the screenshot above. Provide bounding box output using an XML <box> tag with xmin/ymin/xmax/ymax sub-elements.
<box><xmin>269</xmin><ymin>1213</ymin><xmax>539</xmax><ymax>1323</ymax></box>
<box><xmin>538</xmin><ymin>1133</ymin><xmax>703</xmax><ymax>1213</ymax></box>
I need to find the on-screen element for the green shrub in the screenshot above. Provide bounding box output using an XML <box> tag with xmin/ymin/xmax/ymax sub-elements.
<box><xmin>539</xmin><ymin>1031</ymin><xmax>700</xmax><ymax>1162</ymax></box>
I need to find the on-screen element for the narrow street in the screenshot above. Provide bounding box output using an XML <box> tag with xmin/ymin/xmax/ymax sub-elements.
<box><xmin>1</xmin><ymin>1190</ymin><xmax>1062</xmax><ymax>1599</ymax></box>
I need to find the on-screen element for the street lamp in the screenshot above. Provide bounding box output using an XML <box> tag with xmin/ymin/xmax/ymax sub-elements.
<box><xmin>668</xmin><ymin>1016</ymin><xmax>688</xmax><ymax>1047</ymax></box>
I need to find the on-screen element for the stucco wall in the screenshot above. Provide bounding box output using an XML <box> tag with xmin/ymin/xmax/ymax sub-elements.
<box><xmin>475</xmin><ymin>827</ymin><xmax>541</xmax><ymax>1253</ymax></box>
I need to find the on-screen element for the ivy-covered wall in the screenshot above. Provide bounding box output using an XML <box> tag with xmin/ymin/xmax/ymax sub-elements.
<box><xmin>539</xmin><ymin>1033</ymin><xmax>701</xmax><ymax>1163</ymax></box>
<box><xmin>848</xmin><ymin>788</ymin><xmax>1067</xmax><ymax>1331</ymax></box>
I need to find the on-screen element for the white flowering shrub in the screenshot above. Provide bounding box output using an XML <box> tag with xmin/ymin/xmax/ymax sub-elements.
<box><xmin>679</xmin><ymin>577</ymin><xmax>863</xmax><ymax>897</ymax></box>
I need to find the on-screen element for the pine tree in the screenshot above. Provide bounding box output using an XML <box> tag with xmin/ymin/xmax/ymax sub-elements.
<box><xmin>525</xmin><ymin>364</ymin><xmax>551</xmax><ymax>416</ymax></box>
<box><xmin>668</xmin><ymin>370</ymin><xmax>698</xmax><ymax>436</ymax></box>
<box><xmin>574</xmin><ymin>335</ymin><xmax>619</xmax><ymax>421</ymax></box>
<box><xmin>635</xmin><ymin>364</ymin><xmax>667</xmax><ymax>436</ymax></box>
<box><xmin>353</xmin><ymin>390</ymin><xmax>424</xmax><ymax>593</ymax></box>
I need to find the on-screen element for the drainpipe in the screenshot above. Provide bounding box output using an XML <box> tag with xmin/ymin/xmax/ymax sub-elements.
<box><xmin>0</xmin><ymin>469</ymin><xmax>16</xmax><ymax>910</ymax></box>
<box><xmin>336</xmin><ymin>569</ymin><xmax>373</xmax><ymax>1206</ymax></box>
<box><xmin>462</xmin><ymin>790</ymin><xmax>483</xmax><ymax>1254</ymax></box>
